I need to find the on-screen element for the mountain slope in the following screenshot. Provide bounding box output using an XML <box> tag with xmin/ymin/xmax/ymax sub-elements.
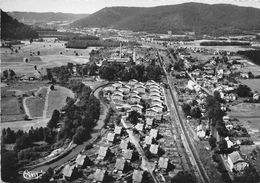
<box><xmin>1</xmin><ymin>10</ymin><xmax>38</xmax><ymax>39</ymax></box>
<box><xmin>8</xmin><ymin>11</ymin><xmax>88</xmax><ymax>24</ymax></box>
<box><xmin>72</xmin><ymin>3</ymin><xmax>260</xmax><ymax>34</ymax></box>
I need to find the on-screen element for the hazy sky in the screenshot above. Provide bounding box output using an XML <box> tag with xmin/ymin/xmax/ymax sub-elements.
<box><xmin>1</xmin><ymin>0</ymin><xmax>260</xmax><ymax>14</ymax></box>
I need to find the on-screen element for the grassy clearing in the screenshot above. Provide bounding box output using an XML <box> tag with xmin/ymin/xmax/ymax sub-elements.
<box><xmin>240</xmin><ymin>79</ymin><xmax>260</xmax><ymax>93</ymax></box>
<box><xmin>46</xmin><ymin>86</ymin><xmax>74</xmax><ymax>118</ymax></box>
<box><xmin>1</xmin><ymin>89</ymin><xmax>25</xmax><ymax>122</ymax></box>
<box><xmin>26</xmin><ymin>87</ymin><xmax>48</xmax><ymax>118</ymax></box>
<box><xmin>1</xmin><ymin>42</ymin><xmax>93</xmax><ymax>76</ymax></box>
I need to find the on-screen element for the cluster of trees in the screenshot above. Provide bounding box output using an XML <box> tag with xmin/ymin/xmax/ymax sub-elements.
<box><xmin>51</xmin><ymin>65</ymin><xmax>72</xmax><ymax>85</ymax></box>
<box><xmin>100</xmin><ymin>62</ymin><xmax>163</xmax><ymax>82</ymax></box>
<box><xmin>206</xmin><ymin>91</ymin><xmax>228</xmax><ymax>137</ymax></box>
<box><xmin>58</xmin><ymin>80</ymin><xmax>100</xmax><ymax>144</ymax></box>
<box><xmin>236</xmin><ymin>84</ymin><xmax>252</xmax><ymax>98</ymax></box>
<box><xmin>127</xmin><ymin>110</ymin><xmax>144</xmax><ymax>125</ymax></box>
<box><xmin>182</xmin><ymin>100</ymin><xmax>202</xmax><ymax>119</ymax></box>
<box><xmin>2</xmin><ymin>125</ymin><xmax>57</xmax><ymax>151</ymax></box>
<box><xmin>2</xmin><ymin>69</ymin><xmax>16</xmax><ymax>79</ymax></box>
<box><xmin>200</xmin><ymin>41</ymin><xmax>250</xmax><ymax>46</ymax></box>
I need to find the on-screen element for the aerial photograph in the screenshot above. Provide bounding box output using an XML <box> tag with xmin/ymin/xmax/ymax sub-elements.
<box><xmin>1</xmin><ymin>0</ymin><xmax>260</xmax><ymax>182</ymax></box>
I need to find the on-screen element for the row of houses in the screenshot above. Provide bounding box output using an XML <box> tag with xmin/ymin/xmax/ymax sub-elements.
<box><xmin>104</xmin><ymin>79</ymin><xmax>166</xmax><ymax>119</ymax></box>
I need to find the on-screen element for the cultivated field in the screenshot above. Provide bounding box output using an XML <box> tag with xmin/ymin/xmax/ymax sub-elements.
<box><xmin>25</xmin><ymin>87</ymin><xmax>48</xmax><ymax>118</ymax></box>
<box><xmin>240</xmin><ymin>79</ymin><xmax>260</xmax><ymax>93</ymax></box>
<box><xmin>1</xmin><ymin>90</ymin><xmax>25</xmax><ymax>122</ymax></box>
<box><xmin>1</xmin><ymin>42</ymin><xmax>96</xmax><ymax>75</ymax></box>
<box><xmin>229</xmin><ymin>103</ymin><xmax>260</xmax><ymax>142</ymax></box>
<box><xmin>46</xmin><ymin>86</ymin><xmax>74</xmax><ymax>118</ymax></box>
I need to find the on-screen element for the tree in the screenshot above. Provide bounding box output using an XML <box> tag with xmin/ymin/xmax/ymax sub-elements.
<box><xmin>47</xmin><ymin>109</ymin><xmax>60</xmax><ymax>129</ymax></box>
<box><xmin>171</xmin><ymin>171</ymin><xmax>196</xmax><ymax>183</ymax></box>
<box><xmin>3</xmin><ymin>70</ymin><xmax>8</xmax><ymax>78</ymax></box>
<box><xmin>73</xmin><ymin>126</ymin><xmax>87</xmax><ymax>144</ymax></box>
<box><xmin>218</xmin><ymin>139</ymin><xmax>228</xmax><ymax>154</ymax></box>
<box><xmin>234</xmin><ymin>165</ymin><xmax>260</xmax><ymax>183</ymax></box>
<box><xmin>50</xmin><ymin>85</ymin><xmax>55</xmax><ymax>90</ymax></box>
<box><xmin>182</xmin><ymin>103</ymin><xmax>191</xmax><ymax>116</ymax></box>
<box><xmin>46</xmin><ymin>68</ymin><xmax>53</xmax><ymax>81</ymax></box>
<box><xmin>208</xmin><ymin>135</ymin><xmax>217</xmax><ymax>150</ymax></box>
<box><xmin>237</xmin><ymin>84</ymin><xmax>252</xmax><ymax>97</ymax></box>
<box><xmin>127</xmin><ymin>110</ymin><xmax>142</xmax><ymax>125</ymax></box>
<box><xmin>9</xmin><ymin>69</ymin><xmax>16</xmax><ymax>79</ymax></box>
<box><xmin>44</xmin><ymin>127</ymin><xmax>55</xmax><ymax>144</ymax></box>
<box><xmin>15</xmin><ymin>134</ymin><xmax>32</xmax><ymax>150</ymax></box>
<box><xmin>190</xmin><ymin>107</ymin><xmax>202</xmax><ymax>118</ymax></box>
<box><xmin>213</xmin><ymin>90</ymin><xmax>221</xmax><ymax>102</ymax></box>
<box><xmin>1</xmin><ymin>151</ymin><xmax>18</xmax><ymax>182</ymax></box>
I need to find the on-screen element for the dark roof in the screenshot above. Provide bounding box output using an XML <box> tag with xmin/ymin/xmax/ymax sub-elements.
<box><xmin>132</xmin><ymin>170</ymin><xmax>144</xmax><ymax>183</ymax></box>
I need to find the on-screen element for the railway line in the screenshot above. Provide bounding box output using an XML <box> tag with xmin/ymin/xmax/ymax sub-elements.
<box><xmin>157</xmin><ymin>49</ymin><xmax>211</xmax><ymax>183</ymax></box>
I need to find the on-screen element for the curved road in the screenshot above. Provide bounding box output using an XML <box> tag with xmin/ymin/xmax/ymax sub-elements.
<box><xmin>31</xmin><ymin>83</ymin><xmax>109</xmax><ymax>172</ymax></box>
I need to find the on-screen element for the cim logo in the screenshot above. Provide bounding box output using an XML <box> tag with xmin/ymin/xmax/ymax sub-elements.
<box><xmin>22</xmin><ymin>170</ymin><xmax>45</xmax><ymax>180</ymax></box>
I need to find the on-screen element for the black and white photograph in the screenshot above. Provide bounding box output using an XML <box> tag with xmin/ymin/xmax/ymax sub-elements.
<box><xmin>1</xmin><ymin>0</ymin><xmax>260</xmax><ymax>182</ymax></box>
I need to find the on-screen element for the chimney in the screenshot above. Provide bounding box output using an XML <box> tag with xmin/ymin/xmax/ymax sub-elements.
<box><xmin>120</xmin><ymin>42</ymin><xmax>122</xmax><ymax>58</ymax></box>
<box><xmin>133</xmin><ymin>49</ymin><xmax>136</xmax><ymax>63</ymax></box>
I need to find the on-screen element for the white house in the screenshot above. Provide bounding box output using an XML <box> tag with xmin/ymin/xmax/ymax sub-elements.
<box><xmin>151</xmin><ymin>104</ymin><xmax>163</xmax><ymax>112</ymax></box>
<box><xmin>104</xmin><ymin>85</ymin><xmax>115</xmax><ymax>92</ymax></box>
<box><xmin>121</xmin><ymin>85</ymin><xmax>131</xmax><ymax>93</ymax></box>
<box><xmin>131</xmin><ymin>104</ymin><xmax>143</xmax><ymax>114</ymax></box>
<box><xmin>111</xmin><ymin>93</ymin><xmax>124</xmax><ymax>101</ymax></box>
<box><xmin>135</xmin><ymin>85</ymin><xmax>146</xmax><ymax>93</ymax></box>
<box><xmin>112</xmin><ymin>81</ymin><xmax>123</xmax><ymax>88</ymax></box>
<box><xmin>145</xmin><ymin>108</ymin><xmax>158</xmax><ymax>117</ymax></box>
<box><xmin>129</xmin><ymin>95</ymin><xmax>142</xmax><ymax>104</ymax></box>
<box><xmin>128</xmin><ymin>79</ymin><xmax>138</xmax><ymax>86</ymax></box>
<box><xmin>227</xmin><ymin>151</ymin><xmax>248</xmax><ymax>172</ymax></box>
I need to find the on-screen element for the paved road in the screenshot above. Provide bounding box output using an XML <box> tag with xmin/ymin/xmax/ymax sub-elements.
<box><xmin>121</xmin><ymin>118</ymin><xmax>159</xmax><ymax>183</ymax></box>
<box><xmin>31</xmin><ymin>84</ymin><xmax>108</xmax><ymax>172</ymax></box>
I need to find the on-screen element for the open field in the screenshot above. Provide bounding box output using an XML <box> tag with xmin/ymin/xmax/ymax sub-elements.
<box><xmin>229</xmin><ymin>103</ymin><xmax>260</xmax><ymax>142</ymax></box>
<box><xmin>1</xmin><ymin>42</ymin><xmax>96</xmax><ymax>76</ymax></box>
<box><xmin>46</xmin><ymin>86</ymin><xmax>74</xmax><ymax>118</ymax></box>
<box><xmin>25</xmin><ymin>87</ymin><xmax>48</xmax><ymax>118</ymax></box>
<box><xmin>238</xmin><ymin>59</ymin><xmax>260</xmax><ymax>76</ymax></box>
<box><xmin>240</xmin><ymin>79</ymin><xmax>260</xmax><ymax>93</ymax></box>
<box><xmin>1</xmin><ymin>82</ymin><xmax>49</xmax><ymax>122</ymax></box>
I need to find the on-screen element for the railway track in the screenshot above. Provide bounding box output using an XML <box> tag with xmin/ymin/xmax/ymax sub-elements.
<box><xmin>157</xmin><ymin>49</ymin><xmax>211</xmax><ymax>183</ymax></box>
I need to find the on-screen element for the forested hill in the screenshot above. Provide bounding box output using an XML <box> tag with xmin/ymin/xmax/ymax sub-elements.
<box><xmin>8</xmin><ymin>11</ymin><xmax>88</xmax><ymax>24</ymax></box>
<box><xmin>1</xmin><ymin>10</ymin><xmax>38</xmax><ymax>39</ymax></box>
<box><xmin>71</xmin><ymin>2</ymin><xmax>260</xmax><ymax>35</ymax></box>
